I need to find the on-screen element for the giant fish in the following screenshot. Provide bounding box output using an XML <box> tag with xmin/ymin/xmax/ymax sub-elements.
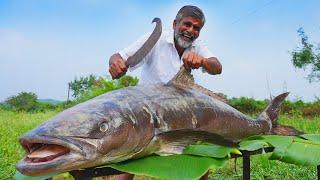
<box><xmin>16</xmin><ymin>18</ymin><xmax>300</xmax><ymax>176</ymax></box>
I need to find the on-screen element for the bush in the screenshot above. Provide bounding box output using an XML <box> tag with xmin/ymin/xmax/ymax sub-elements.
<box><xmin>63</xmin><ymin>75</ymin><xmax>139</xmax><ymax>109</ymax></box>
<box><xmin>0</xmin><ymin>102</ymin><xmax>11</xmax><ymax>111</ymax></box>
<box><xmin>302</xmin><ymin>98</ymin><xmax>320</xmax><ymax>117</ymax></box>
<box><xmin>36</xmin><ymin>102</ymin><xmax>59</xmax><ymax>112</ymax></box>
<box><xmin>5</xmin><ymin>92</ymin><xmax>38</xmax><ymax>112</ymax></box>
<box><xmin>228</xmin><ymin>97</ymin><xmax>266</xmax><ymax>115</ymax></box>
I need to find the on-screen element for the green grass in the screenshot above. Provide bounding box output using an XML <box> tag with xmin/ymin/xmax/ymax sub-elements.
<box><xmin>0</xmin><ymin>110</ymin><xmax>319</xmax><ymax>179</ymax></box>
<box><xmin>0</xmin><ymin>110</ymin><xmax>57</xmax><ymax>179</ymax></box>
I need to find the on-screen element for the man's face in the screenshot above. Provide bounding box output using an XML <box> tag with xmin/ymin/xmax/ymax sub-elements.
<box><xmin>173</xmin><ymin>16</ymin><xmax>203</xmax><ymax>49</ymax></box>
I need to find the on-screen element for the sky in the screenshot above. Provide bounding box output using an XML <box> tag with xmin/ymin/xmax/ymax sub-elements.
<box><xmin>1</xmin><ymin>0</ymin><xmax>320</xmax><ymax>102</ymax></box>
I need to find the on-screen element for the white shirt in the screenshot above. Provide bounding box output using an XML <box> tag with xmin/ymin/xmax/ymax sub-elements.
<box><xmin>119</xmin><ymin>30</ymin><xmax>214</xmax><ymax>84</ymax></box>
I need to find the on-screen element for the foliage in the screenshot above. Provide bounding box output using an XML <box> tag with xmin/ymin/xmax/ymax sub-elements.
<box><xmin>69</xmin><ymin>74</ymin><xmax>139</xmax><ymax>99</ymax></box>
<box><xmin>291</xmin><ymin>27</ymin><xmax>320</xmax><ymax>82</ymax></box>
<box><xmin>1</xmin><ymin>92</ymin><xmax>61</xmax><ymax>113</ymax></box>
<box><xmin>5</xmin><ymin>92</ymin><xmax>38</xmax><ymax>112</ymax></box>
<box><xmin>69</xmin><ymin>74</ymin><xmax>98</xmax><ymax>98</ymax></box>
<box><xmin>228</xmin><ymin>97</ymin><xmax>266</xmax><ymax>114</ymax></box>
<box><xmin>109</xmin><ymin>155</ymin><xmax>227</xmax><ymax>180</ymax></box>
<box><xmin>64</xmin><ymin>75</ymin><xmax>138</xmax><ymax>108</ymax></box>
<box><xmin>228</xmin><ymin>96</ymin><xmax>320</xmax><ymax>117</ymax></box>
<box><xmin>0</xmin><ymin>102</ymin><xmax>11</xmax><ymax>111</ymax></box>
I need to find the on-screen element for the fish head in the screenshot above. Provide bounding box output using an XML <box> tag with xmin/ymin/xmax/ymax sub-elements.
<box><xmin>16</xmin><ymin>98</ymin><xmax>144</xmax><ymax>176</ymax></box>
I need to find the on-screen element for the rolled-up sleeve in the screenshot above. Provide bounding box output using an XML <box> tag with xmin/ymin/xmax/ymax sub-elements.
<box><xmin>193</xmin><ymin>40</ymin><xmax>214</xmax><ymax>58</ymax></box>
<box><xmin>192</xmin><ymin>40</ymin><xmax>216</xmax><ymax>73</ymax></box>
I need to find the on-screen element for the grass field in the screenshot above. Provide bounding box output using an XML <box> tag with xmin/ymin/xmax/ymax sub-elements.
<box><xmin>0</xmin><ymin>109</ymin><xmax>319</xmax><ymax>179</ymax></box>
<box><xmin>0</xmin><ymin>110</ymin><xmax>57</xmax><ymax>179</ymax></box>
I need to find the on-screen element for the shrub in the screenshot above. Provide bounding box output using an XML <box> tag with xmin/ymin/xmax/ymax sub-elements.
<box><xmin>5</xmin><ymin>92</ymin><xmax>38</xmax><ymax>112</ymax></box>
<box><xmin>36</xmin><ymin>102</ymin><xmax>59</xmax><ymax>112</ymax></box>
<box><xmin>63</xmin><ymin>75</ymin><xmax>139</xmax><ymax>109</ymax></box>
<box><xmin>0</xmin><ymin>102</ymin><xmax>11</xmax><ymax>111</ymax></box>
<box><xmin>228</xmin><ymin>97</ymin><xmax>266</xmax><ymax>115</ymax></box>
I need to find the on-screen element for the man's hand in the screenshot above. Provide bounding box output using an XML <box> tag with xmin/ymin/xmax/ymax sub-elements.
<box><xmin>109</xmin><ymin>53</ymin><xmax>128</xmax><ymax>79</ymax></box>
<box><xmin>182</xmin><ymin>51</ymin><xmax>205</xmax><ymax>70</ymax></box>
<box><xmin>182</xmin><ymin>51</ymin><xmax>222</xmax><ymax>75</ymax></box>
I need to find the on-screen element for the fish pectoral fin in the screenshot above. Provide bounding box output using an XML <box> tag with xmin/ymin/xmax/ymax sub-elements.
<box><xmin>156</xmin><ymin>141</ymin><xmax>191</xmax><ymax>156</ymax></box>
<box><xmin>155</xmin><ymin>129</ymin><xmax>238</xmax><ymax>155</ymax></box>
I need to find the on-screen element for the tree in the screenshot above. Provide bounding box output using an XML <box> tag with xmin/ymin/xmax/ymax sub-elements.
<box><xmin>5</xmin><ymin>92</ymin><xmax>38</xmax><ymax>112</ymax></box>
<box><xmin>291</xmin><ymin>27</ymin><xmax>320</xmax><ymax>82</ymax></box>
<box><xmin>69</xmin><ymin>74</ymin><xmax>98</xmax><ymax>98</ymax></box>
<box><xmin>67</xmin><ymin>75</ymin><xmax>139</xmax><ymax>106</ymax></box>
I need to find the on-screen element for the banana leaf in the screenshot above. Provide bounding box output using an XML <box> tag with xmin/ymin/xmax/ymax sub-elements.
<box><xmin>183</xmin><ymin>143</ymin><xmax>241</xmax><ymax>158</ymax></box>
<box><xmin>269</xmin><ymin>137</ymin><xmax>320</xmax><ymax>166</ymax></box>
<box><xmin>109</xmin><ymin>154</ymin><xmax>228</xmax><ymax>180</ymax></box>
<box><xmin>300</xmin><ymin>134</ymin><xmax>320</xmax><ymax>143</ymax></box>
<box><xmin>14</xmin><ymin>171</ymin><xmax>59</xmax><ymax>180</ymax></box>
<box><xmin>239</xmin><ymin>139</ymin><xmax>269</xmax><ymax>151</ymax></box>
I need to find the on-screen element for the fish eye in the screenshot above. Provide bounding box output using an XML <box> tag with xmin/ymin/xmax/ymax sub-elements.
<box><xmin>99</xmin><ymin>122</ymin><xmax>109</xmax><ymax>132</ymax></box>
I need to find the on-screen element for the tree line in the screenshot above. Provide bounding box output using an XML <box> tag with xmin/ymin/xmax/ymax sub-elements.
<box><xmin>0</xmin><ymin>75</ymin><xmax>138</xmax><ymax>112</ymax></box>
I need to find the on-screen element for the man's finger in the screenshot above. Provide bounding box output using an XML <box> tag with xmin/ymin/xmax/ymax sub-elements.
<box><xmin>119</xmin><ymin>61</ymin><xmax>127</xmax><ymax>71</ymax></box>
<box><xmin>194</xmin><ymin>55</ymin><xmax>201</xmax><ymax>69</ymax></box>
<box><xmin>109</xmin><ymin>68</ymin><xmax>116</xmax><ymax>79</ymax></box>
<box><xmin>183</xmin><ymin>52</ymin><xmax>189</xmax><ymax>63</ymax></box>
<box><xmin>189</xmin><ymin>52</ymin><xmax>195</xmax><ymax>68</ymax></box>
<box><xmin>191</xmin><ymin>53</ymin><xmax>198</xmax><ymax>68</ymax></box>
<box><xmin>113</xmin><ymin>64</ymin><xmax>122</xmax><ymax>77</ymax></box>
<box><xmin>183</xmin><ymin>53</ymin><xmax>190</xmax><ymax>69</ymax></box>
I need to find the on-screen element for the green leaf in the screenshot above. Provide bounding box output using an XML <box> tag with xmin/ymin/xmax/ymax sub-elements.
<box><xmin>108</xmin><ymin>155</ymin><xmax>227</xmax><ymax>180</ymax></box>
<box><xmin>183</xmin><ymin>143</ymin><xmax>235</xmax><ymax>158</ymax></box>
<box><xmin>239</xmin><ymin>139</ymin><xmax>269</xmax><ymax>151</ymax></box>
<box><xmin>241</xmin><ymin>135</ymin><xmax>265</xmax><ymax>141</ymax></box>
<box><xmin>269</xmin><ymin>138</ymin><xmax>320</xmax><ymax>166</ymax></box>
<box><xmin>261</xmin><ymin>135</ymin><xmax>294</xmax><ymax>148</ymax></box>
<box><xmin>300</xmin><ymin>134</ymin><xmax>320</xmax><ymax>143</ymax></box>
<box><xmin>14</xmin><ymin>171</ymin><xmax>58</xmax><ymax>180</ymax></box>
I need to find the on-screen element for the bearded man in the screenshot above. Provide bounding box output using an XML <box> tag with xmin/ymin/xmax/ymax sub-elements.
<box><xmin>109</xmin><ymin>5</ymin><xmax>221</xmax><ymax>82</ymax></box>
<box><xmin>108</xmin><ymin>5</ymin><xmax>221</xmax><ymax>180</ymax></box>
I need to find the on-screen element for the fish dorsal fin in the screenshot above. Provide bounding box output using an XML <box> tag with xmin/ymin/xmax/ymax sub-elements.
<box><xmin>167</xmin><ymin>66</ymin><xmax>194</xmax><ymax>86</ymax></box>
<box><xmin>167</xmin><ymin>66</ymin><xmax>228</xmax><ymax>103</ymax></box>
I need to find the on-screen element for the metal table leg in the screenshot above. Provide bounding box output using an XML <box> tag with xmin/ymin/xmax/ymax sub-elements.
<box><xmin>242</xmin><ymin>150</ymin><xmax>250</xmax><ymax>180</ymax></box>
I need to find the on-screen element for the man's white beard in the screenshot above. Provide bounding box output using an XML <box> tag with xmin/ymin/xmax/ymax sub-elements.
<box><xmin>174</xmin><ymin>30</ymin><xmax>193</xmax><ymax>48</ymax></box>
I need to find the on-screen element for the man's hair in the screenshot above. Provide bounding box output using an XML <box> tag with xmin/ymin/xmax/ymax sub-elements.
<box><xmin>175</xmin><ymin>5</ymin><xmax>205</xmax><ymax>26</ymax></box>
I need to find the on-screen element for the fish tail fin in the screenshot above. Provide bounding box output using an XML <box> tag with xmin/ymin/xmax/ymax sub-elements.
<box><xmin>257</xmin><ymin>92</ymin><xmax>303</xmax><ymax>136</ymax></box>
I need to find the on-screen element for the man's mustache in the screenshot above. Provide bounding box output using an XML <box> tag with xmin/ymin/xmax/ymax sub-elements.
<box><xmin>179</xmin><ymin>31</ymin><xmax>195</xmax><ymax>41</ymax></box>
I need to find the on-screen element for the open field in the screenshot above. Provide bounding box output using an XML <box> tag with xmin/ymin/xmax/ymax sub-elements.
<box><xmin>0</xmin><ymin>110</ymin><xmax>57</xmax><ymax>179</ymax></box>
<box><xmin>0</xmin><ymin>109</ymin><xmax>319</xmax><ymax>179</ymax></box>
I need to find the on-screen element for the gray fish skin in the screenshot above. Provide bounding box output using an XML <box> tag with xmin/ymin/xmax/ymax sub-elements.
<box><xmin>16</xmin><ymin>82</ymin><xmax>273</xmax><ymax>176</ymax></box>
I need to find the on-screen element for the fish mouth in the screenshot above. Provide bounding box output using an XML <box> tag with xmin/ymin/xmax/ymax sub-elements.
<box><xmin>23</xmin><ymin>142</ymin><xmax>70</xmax><ymax>163</ymax></box>
<box><xmin>17</xmin><ymin>136</ymin><xmax>85</xmax><ymax>176</ymax></box>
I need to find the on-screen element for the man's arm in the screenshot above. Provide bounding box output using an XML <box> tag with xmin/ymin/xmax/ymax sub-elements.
<box><xmin>109</xmin><ymin>53</ymin><xmax>128</xmax><ymax>79</ymax></box>
<box><xmin>202</xmin><ymin>57</ymin><xmax>222</xmax><ymax>75</ymax></box>
<box><xmin>182</xmin><ymin>51</ymin><xmax>222</xmax><ymax>75</ymax></box>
